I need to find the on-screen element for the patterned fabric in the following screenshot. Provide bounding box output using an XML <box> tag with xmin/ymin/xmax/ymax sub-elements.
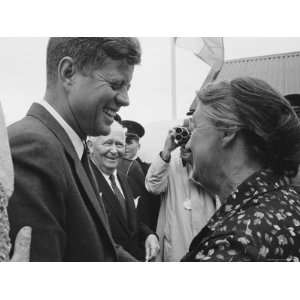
<box><xmin>0</xmin><ymin>183</ymin><xmax>11</xmax><ymax>261</ymax></box>
<box><xmin>181</xmin><ymin>169</ymin><xmax>300</xmax><ymax>262</ymax></box>
<box><xmin>0</xmin><ymin>102</ymin><xmax>13</xmax><ymax>262</ymax></box>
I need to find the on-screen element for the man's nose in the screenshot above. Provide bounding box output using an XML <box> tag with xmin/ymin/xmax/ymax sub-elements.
<box><xmin>115</xmin><ymin>88</ymin><xmax>129</xmax><ymax>107</ymax></box>
<box><xmin>109</xmin><ymin>144</ymin><xmax>118</xmax><ymax>154</ymax></box>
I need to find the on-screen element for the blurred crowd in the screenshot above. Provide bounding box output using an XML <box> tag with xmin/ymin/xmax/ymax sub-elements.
<box><xmin>1</xmin><ymin>37</ymin><xmax>300</xmax><ymax>262</ymax></box>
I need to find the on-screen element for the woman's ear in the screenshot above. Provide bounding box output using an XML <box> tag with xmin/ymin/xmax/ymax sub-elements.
<box><xmin>58</xmin><ymin>56</ymin><xmax>76</xmax><ymax>88</ymax></box>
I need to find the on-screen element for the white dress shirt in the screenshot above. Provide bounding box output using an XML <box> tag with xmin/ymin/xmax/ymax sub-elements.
<box><xmin>92</xmin><ymin>163</ymin><xmax>125</xmax><ymax>198</ymax></box>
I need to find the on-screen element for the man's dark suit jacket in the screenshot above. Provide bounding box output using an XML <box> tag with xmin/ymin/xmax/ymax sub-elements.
<box><xmin>91</xmin><ymin>163</ymin><xmax>154</xmax><ymax>261</ymax></box>
<box><xmin>118</xmin><ymin>158</ymin><xmax>161</xmax><ymax>231</ymax></box>
<box><xmin>136</xmin><ymin>157</ymin><xmax>150</xmax><ymax>176</ymax></box>
<box><xmin>7</xmin><ymin>103</ymin><xmax>135</xmax><ymax>261</ymax></box>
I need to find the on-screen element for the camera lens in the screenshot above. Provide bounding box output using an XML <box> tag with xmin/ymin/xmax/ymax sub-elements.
<box><xmin>175</xmin><ymin>127</ymin><xmax>183</xmax><ymax>134</ymax></box>
<box><xmin>174</xmin><ymin>126</ymin><xmax>191</xmax><ymax>145</ymax></box>
<box><xmin>175</xmin><ymin>134</ymin><xmax>182</xmax><ymax>140</ymax></box>
<box><xmin>182</xmin><ymin>130</ymin><xmax>188</xmax><ymax>137</ymax></box>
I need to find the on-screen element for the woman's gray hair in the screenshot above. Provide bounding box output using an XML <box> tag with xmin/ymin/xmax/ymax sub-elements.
<box><xmin>197</xmin><ymin>76</ymin><xmax>300</xmax><ymax>177</ymax></box>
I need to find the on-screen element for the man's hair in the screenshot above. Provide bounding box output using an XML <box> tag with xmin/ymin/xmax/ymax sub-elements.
<box><xmin>88</xmin><ymin>121</ymin><xmax>127</xmax><ymax>145</ymax></box>
<box><xmin>197</xmin><ymin>76</ymin><xmax>300</xmax><ymax>177</ymax></box>
<box><xmin>46</xmin><ymin>37</ymin><xmax>141</xmax><ymax>84</ymax></box>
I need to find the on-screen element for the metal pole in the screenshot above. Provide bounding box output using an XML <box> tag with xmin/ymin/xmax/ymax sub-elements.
<box><xmin>171</xmin><ymin>37</ymin><xmax>177</xmax><ymax>120</ymax></box>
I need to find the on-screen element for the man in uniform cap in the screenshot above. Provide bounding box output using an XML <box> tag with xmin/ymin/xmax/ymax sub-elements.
<box><xmin>118</xmin><ymin>120</ymin><xmax>160</xmax><ymax>231</ymax></box>
<box><xmin>121</xmin><ymin>120</ymin><xmax>147</xmax><ymax>170</ymax></box>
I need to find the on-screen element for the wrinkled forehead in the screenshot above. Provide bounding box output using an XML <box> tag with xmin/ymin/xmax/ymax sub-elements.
<box><xmin>93</xmin><ymin>122</ymin><xmax>126</xmax><ymax>144</ymax></box>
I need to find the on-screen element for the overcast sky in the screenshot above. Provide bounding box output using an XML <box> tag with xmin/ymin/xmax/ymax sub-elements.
<box><xmin>1</xmin><ymin>37</ymin><xmax>300</xmax><ymax>127</ymax></box>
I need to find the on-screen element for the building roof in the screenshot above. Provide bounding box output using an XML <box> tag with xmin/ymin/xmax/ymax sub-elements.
<box><xmin>188</xmin><ymin>51</ymin><xmax>300</xmax><ymax>114</ymax></box>
<box><xmin>212</xmin><ymin>51</ymin><xmax>300</xmax><ymax>95</ymax></box>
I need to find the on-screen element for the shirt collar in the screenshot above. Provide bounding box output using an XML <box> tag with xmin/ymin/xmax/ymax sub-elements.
<box><xmin>91</xmin><ymin>159</ymin><xmax>118</xmax><ymax>180</ymax></box>
<box><xmin>38</xmin><ymin>99</ymin><xmax>84</xmax><ymax>159</ymax></box>
<box><xmin>100</xmin><ymin>169</ymin><xmax>118</xmax><ymax>181</ymax></box>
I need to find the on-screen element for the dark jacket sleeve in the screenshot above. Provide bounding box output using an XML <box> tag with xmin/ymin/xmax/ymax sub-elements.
<box><xmin>8</xmin><ymin>128</ymin><xmax>68</xmax><ymax>261</ymax></box>
<box><xmin>138</xmin><ymin>214</ymin><xmax>157</xmax><ymax>245</ymax></box>
<box><xmin>115</xmin><ymin>243</ymin><xmax>138</xmax><ymax>262</ymax></box>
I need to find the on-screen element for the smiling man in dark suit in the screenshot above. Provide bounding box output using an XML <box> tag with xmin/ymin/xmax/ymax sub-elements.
<box><xmin>7</xmin><ymin>37</ymin><xmax>141</xmax><ymax>261</ymax></box>
<box><xmin>88</xmin><ymin>122</ymin><xmax>160</xmax><ymax>261</ymax></box>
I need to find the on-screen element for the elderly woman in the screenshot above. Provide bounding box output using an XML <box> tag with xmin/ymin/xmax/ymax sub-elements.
<box><xmin>182</xmin><ymin>77</ymin><xmax>300</xmax><ymax>262</ymax></box>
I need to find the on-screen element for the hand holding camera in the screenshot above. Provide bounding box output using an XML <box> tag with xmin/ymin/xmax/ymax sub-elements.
<box><xmin>173</xmin><ymin>126</ymin><xmax>191</xmax><ymax>146</ymax></box>
<box><xmin>162</xmin><ymin>125</ymin><xmax>191</xmax><ymax>162</ymax></box>
<box><xmin>163</xmin><ymin>128</ymin><xmax>178</xmax><ymax>154</ymax></box>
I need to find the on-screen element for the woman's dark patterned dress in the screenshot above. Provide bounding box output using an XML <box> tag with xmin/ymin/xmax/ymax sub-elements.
<box><xmin>182</xmin><ymin>169</ymin><xmax>300</xmax><ymax>261</ymax></box>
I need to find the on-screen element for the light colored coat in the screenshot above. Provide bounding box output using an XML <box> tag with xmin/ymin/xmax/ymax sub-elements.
<box><xmin>145</xmin><ymin>149</ymin><xmax>218</xmax><ymax>261</ymax></box>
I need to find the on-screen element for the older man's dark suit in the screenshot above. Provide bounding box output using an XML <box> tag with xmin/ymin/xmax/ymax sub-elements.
<box><xmin>118</xmin><ymin>158</ymin><xmax>161</xmax><ymax>231</ymax></box>
<box><xmin>91</xmin><ymin>163</ymin><xmax>153</xmax><ymax>261</ymax></box>
<box><xmin>7</xmin><ymin>103</ymin><xmax>134</xmax><ymax>261</ymax></box>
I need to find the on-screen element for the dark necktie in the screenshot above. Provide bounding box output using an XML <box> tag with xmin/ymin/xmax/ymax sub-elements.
<box><xmin>109</xmin><ymin>174</ymin><xmax>128</xmax><ymax>221</ymax></box>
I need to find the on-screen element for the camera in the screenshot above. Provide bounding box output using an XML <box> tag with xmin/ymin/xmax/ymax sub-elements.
<box><xmin>174</xmin><ymin>126</ymin><xmax>191</xmax><ymax>146</ymax></box>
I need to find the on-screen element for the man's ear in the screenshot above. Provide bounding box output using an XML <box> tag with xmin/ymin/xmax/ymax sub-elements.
<box><xmin>58</xmin><ymin>56</ymin><xmax>76</xmax><ymax>88</ymax></box>
<box><xmin>86</xmin><ymin>140</ymin><xmax>93</xmax><ymax>154</ymax></box>
<box><xmin>221</xmin><ymin>129</ymin><xmax>238</xmax><ymax>148</ymax></box>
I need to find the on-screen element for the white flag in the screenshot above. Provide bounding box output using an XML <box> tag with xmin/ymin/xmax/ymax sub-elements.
<box><xmin>176</xmin><ymin>37</ymin><xmax>224</xmax><ymax>71</ymax></box>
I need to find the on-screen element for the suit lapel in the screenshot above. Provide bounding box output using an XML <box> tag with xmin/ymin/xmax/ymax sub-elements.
<box><xmin>92</xmin><ymin>164</ymin><xmax>131</xmax><ymax>234</ymax></box>
<box><xmin>118</xmin><ymin>173</ymin><xmax>137</xmax><ymax>232</ymax></box>
<box><xmin>73</xmin><ymin>160</ymin><xmax>110</xmax><ymax>227</ymax></box>
<box><xmin>136</xmin><ymin>157</ymin><xmax>150</xmax><ymax>175</ymax></box>
<box><xmin>27</xmin><ymin>103</ymin><xmax>112</xmax><ymax>233</ymax></box>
